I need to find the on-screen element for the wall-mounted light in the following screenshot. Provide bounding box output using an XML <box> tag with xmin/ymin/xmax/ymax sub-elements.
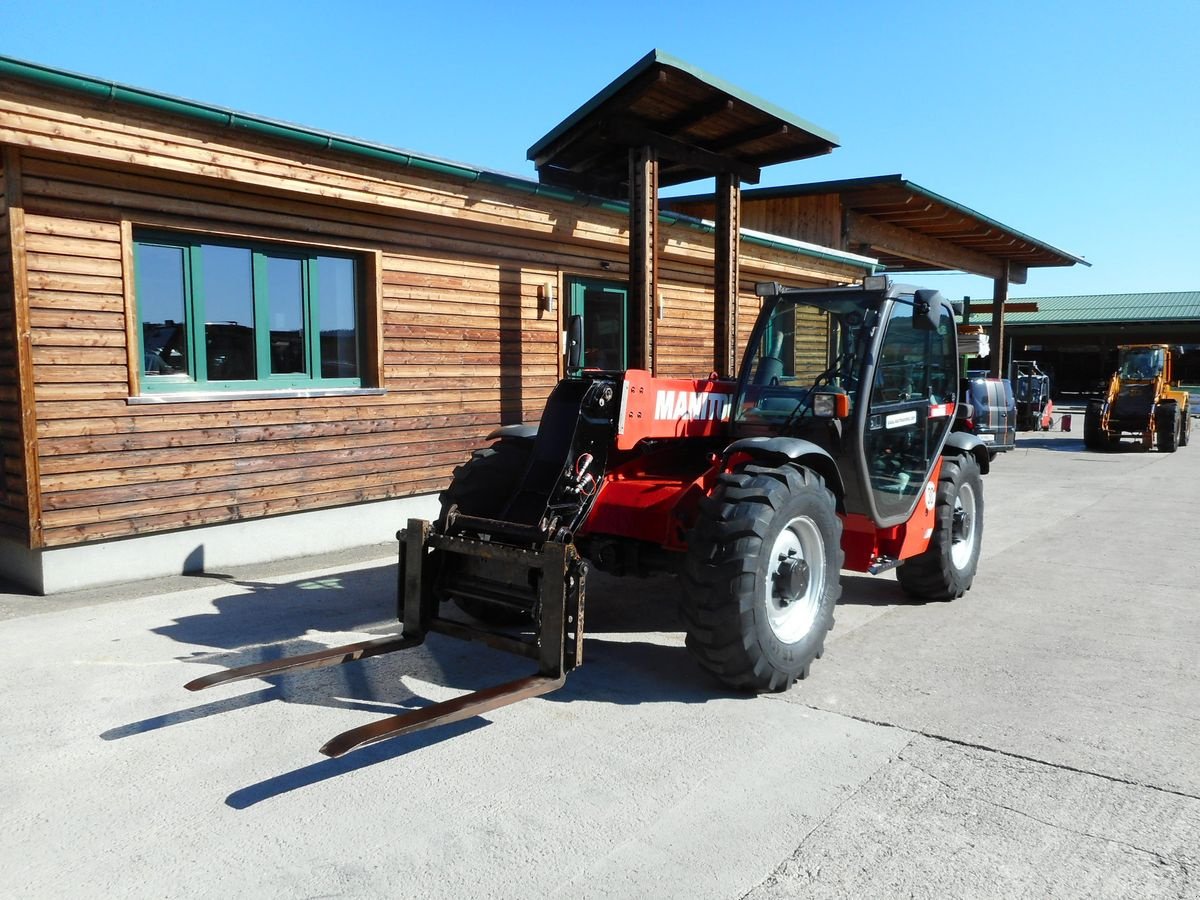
<box><xmin>658</xmin><ymin>292</ymin><xmax>664</xmax><ymax>321</ymax></box>
<box><xmin>541</xmin><ymin>281</ymin><xmax>557</xmax><ymax>313</ymax></box>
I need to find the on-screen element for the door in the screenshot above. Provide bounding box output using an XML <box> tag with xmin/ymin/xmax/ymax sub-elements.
<box><xmin>860</xmin><ymin>300</ymin><xmax>957</xmax><ymax>525</ymax></box>
<box><xmin>568</xmin><ymin>277</ymin><xmax>628</xmax><ymax>371</ymax></box>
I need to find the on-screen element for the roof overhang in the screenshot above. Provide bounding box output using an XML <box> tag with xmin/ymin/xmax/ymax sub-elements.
<box><xmin>666</xmin><ymin>174</ymin><xmax>1088</xmax><ymax>283</ymax></box>
<box><xmin>527</xmin><ymin>50</ymin><xmax>839</xmax><ymax>198</ymax></box>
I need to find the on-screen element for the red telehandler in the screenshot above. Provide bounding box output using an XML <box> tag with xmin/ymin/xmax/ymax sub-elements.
<box><xmin>187</xmin><ymin>277</ymin><xmax>990</xmax><ymax>756</ymax></box>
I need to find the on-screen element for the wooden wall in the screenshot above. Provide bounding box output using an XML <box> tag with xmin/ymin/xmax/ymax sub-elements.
<box><xmin>666</xmin><ymin>194</ymin><xmax>844</xmax><ymax>253</ymax></box>
<box><xmin>0</xmin><ymin>76</ymin><xmax>862</xmax><ymax>550</ymax></box>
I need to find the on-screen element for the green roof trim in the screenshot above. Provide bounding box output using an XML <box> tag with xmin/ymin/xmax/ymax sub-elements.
<box><xmin>980</xmin><ymin>291</ymin><xmax>1200</xmax><ymax>325</ymax></box>
<box><xmin>527</xmin><ymin>49</ymin><xmax>840</xmax><ymax>162</ymax></box>
<box><xmin>0</xmin><ymin>53</ymin><xmax>874</xmax><ymax>274</ymax></box>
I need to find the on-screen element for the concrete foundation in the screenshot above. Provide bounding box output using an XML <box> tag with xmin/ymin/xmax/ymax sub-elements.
<box><xmin>0</xmin><ymin>493</ymin><xmax>441</xmax><ymax>595</ymax></box>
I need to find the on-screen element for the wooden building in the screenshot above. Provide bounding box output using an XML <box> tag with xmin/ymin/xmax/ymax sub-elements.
<box><xmin>0</xmin><ymin>54</ymin><xmax>876</xmax><ymax>593</ymax></box>
<box><xmin>969</xmin><ymin>291</ymin><xmax>1200</xmax><ymax>395</ymax></box>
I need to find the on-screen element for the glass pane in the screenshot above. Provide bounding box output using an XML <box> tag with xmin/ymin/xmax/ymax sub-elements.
<box><xmin>137</xmin><ymin>243</ymin><xmax>188</xmax><ymax>376</ymax></box>
<box><xmin>317</xmin><ymin>257</ymin><xmax>358</xmax><ymax>378</ymax></box>
<box><xmin>865</xmin><ymin>313</ymin><xmax>931</xmax><ymax>518</ymax></box>
<box><xmin>582</xmin><ymin>287</ymin><xmax>625</xmax><ymax>370</ymax></box>
<box><xmin>202</xmin><ymin>245</ymin><xmax>256</xmax><ymax>381</ymax></box>
<box><xmin>266</xmin><ymin>255</ymin><xmax>306</xmax><ymax>375</ymax></box>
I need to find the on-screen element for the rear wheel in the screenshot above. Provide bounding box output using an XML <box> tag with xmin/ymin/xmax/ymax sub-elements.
<box><xmin>439</xmin><ymin>438</ymin><xmax>534</xmax><ymax>625</ymax></box>
<box><xmin>897</xmin><ymin>454</ymin><xmax>983</xmax><ymax>601</ymax></box>
<box><xmin>681</xmin><ymin>464</ymin><xmax>842</xmax><ymax>692</ymax></box>
<box><xmin>1157</xmin><ymin>403</ymin><xmax>1179</xmax><ymax>453</ymax></box>
<box><xmin>1181</xmin><ymin>408</ymin><xmax>1191</xmax><ymax>447</ymax></box>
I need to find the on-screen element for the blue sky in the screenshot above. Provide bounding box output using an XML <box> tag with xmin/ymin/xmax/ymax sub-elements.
<box><xmin>4</xmin><ymin>0</ymin><xmax>1197</xmax><ymax>301</ymax></box>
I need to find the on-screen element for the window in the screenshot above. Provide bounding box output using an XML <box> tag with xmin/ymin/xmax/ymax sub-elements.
<box><xmin>134</xmin><ymin>232</ymin><xmax>365</xmax><ymax>392</ymax></box>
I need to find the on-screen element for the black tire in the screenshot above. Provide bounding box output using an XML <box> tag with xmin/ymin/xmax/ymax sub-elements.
<box><xmin>897</xmin><ymin>454</ymin><xmax>983</xmax><ymax>601</ymax></box>
<box><xmin>439</xmin><ymin>438</ymin><xmax>533</xmax><ymax>625</ymax></box>
<box><xmin>1157</xmin><ymin>403</ymin><xmax>1179</xmax><ymax>453</ymax></box>
<box><xmin>1181</xmin><ymin>409</ymin><xmax>1191</xmax><ymax>447</ymax></box>
<box><xmin>1083</xmin><ymin>399</ymin><xmax>1108</xmax><ymax>450</ymax></box>
<box><xmin>681</xmin><ymin>464</ymin><xmax>842</xmax><ymax>692</ymax></box>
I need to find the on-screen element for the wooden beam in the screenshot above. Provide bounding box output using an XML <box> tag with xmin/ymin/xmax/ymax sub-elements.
<box><xmin>713</xmin><ymin>173</ymin><xmax>740</xmax><ymax>377</ymax></box>
<box><xmin>705</xmin><ymin>121</ymin><xmax>789</xmax><ymax>153</ymax></box>
<box><xmin>607</xmin><ymin>117</ymin><xmax>760</xmax><ymax>184</ymax></box>
<box><xmin>656</xmin><ymin>97</ymin><xmax>733</xmax><ymax>137</ymax></box>
<box><xmin>845</xmin><ymin>210</ymin><xmax>1004</xmax><ymax>280</ymax></box>
<box><xmin>990</xmin><ymin>261</ymin><xmax>1009</xmax><ymax>379</ymax></box>
<box><xmin>3</xmin><ymin>147</ymin><xmax>43</xmax><ymax>549</ymax></box>
<box><xmin>628</xmin><ymin>146</ymin><xmax>658</xmax><ymax>373</ymax></box>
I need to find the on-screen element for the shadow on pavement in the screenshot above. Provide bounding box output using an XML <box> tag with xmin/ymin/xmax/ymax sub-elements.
<box><xmin>836</xmin><ymin>573</ymin><xmax>914</xmax><ymax>607</ymax></box>
<box><xmin>1010</xmin><ymin>436</ymin><xmax>1087</xmax><ymax>453</ymax></box>
<box><xmin>106</xmin><ymin>562</ymin><xmax>737</xmax><ymax>806</ymax></box>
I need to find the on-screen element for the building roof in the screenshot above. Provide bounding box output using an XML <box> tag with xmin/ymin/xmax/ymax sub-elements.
<box><xmin>527</xmin><ymin>50</ymin><xmax>839</xmax><ymax>197</ymax></box>
<box><xmin>997</xmin><ymin>291</ymin><xmax>1200</xmax><ymax>326</ymax></box>
<box><xmin>668</xmin><ymin>174</ymin><xmax>1088</xmax><ymax>278</ymax></box>
<box><xmin>0</xmin><ymin>54</ymin><xmax>876</xmax><ymax>274</ymax></box>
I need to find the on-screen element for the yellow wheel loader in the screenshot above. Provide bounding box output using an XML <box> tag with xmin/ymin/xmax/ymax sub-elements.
<box><xmin>1084</xmin><ymin>345</ymin><xmax>1191</xmax><ymax>452</ymax></box>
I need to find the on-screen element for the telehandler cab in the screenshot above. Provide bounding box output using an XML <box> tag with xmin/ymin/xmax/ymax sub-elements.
<box><xmin>1084</xmin><ymin>344</ymin><xmax>1191</xmax><ymax>452</ymax></box>
<box><xmin>187</xmin><ymin>277</ymin><xmax>990</xmax><ymax>756</ymax></box>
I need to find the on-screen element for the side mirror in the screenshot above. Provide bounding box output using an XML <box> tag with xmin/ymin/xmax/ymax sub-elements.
<box><xmin>912</xmin><ymin>289</ymin><xmax>944</xmax><ymax>331</ymax></box>
<box><xmin>566</xmin><ymin>315</ymin><xmax>583</xmax><ymax>373</ymax></box>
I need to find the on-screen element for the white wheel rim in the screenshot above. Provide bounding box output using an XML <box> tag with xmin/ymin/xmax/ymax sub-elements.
<box><xmin>951</xmin><ymin>482</ymin><xmax>979</xmax><ymax>569</ymax></box>
<box><xmin>765</xmin><ymin>515</ymin><xmax>825</xmax><ymax>643</ymax></box>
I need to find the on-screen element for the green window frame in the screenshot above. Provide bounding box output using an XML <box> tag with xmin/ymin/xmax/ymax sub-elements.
<box><xmin>134</xmin><ymin>231</ymin><xmax>365</xmax><ymax>393</ymax></box>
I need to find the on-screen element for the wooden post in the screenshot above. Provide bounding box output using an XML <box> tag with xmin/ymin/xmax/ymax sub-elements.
<box><xmin>3</xmin><ymin>147</ymin><xmax>43</xmax><ymax>548</ymax></box>
<box><xmin>990</xmin><ymin>262</ymin><xmax>1009</xmax><ymax>379</ymax></box>
<box><xmin>713</xmin><ymin>173</ymin><xmax>740</xmax><ymax>377</ymax></box>
<box><xmin>628</xmin><ymin>146</ymin><xmax>658</xmax><ymax>373</ymax></box>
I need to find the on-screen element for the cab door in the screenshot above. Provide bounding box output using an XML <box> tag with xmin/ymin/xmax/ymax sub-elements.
<box><xmin>858</xmin><ymin>300</ymin><xmax>957</xmax><ymax>526</ymax></box>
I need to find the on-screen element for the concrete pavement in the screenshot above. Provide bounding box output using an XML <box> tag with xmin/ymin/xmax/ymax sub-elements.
<box><xmin>0</xmin><ymin>425</ymin><xmax>1197</xmax><ymax>898</ymax></box>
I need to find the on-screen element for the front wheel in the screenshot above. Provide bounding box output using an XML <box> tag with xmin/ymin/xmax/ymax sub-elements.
<box><xmin>897</xmin><ymin>454</ymin><xmax>984</xmax><ymax>601</ymax></box>
<box><xmin>1083</xmin><ymin>399</ymin><xmax>1109</xmax><ymax>450</ymax></box>
<box><xmin>681</xmin><ymin>464</ymin><xmax>842</xmax><ymax>692</ymax></box>
<box><xmin>1157</xmin><ymin>403</ymin><xmax>1179</xmax><ymax>453</ymax></box>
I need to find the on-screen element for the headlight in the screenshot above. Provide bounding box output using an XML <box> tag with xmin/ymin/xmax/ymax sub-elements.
<box><xmin>811</xmin><ymin>391</ymin><xmax>849</xmax><ymax>419</ymax></box>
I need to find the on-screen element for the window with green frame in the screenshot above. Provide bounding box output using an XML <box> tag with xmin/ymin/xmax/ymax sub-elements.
<box><xmin>134</xmin><ymin>231</ymin><xmax>365</xmax><ymax>392</ymax></box>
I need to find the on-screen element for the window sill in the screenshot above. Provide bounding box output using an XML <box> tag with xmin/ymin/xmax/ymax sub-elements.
<box><xmin>127</xmin><ymin>387</ymin><xmax>387</xmax><ymax>405</ymax></box>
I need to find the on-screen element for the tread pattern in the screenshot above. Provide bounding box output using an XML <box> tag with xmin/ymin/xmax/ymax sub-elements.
<box><xmin>1157</xmin><ymin>402</ymin><xmax>1179</xmax><ymax>453</ymax></box>
<box><xmin>896</xmin><ymin>454</ymin><xmax>983</xmax><ymax>601</ymax></box>
<box><xmin>681</xmin><ymin>464</ymin><xmax>842</xmax><ymax>692</ymax></box>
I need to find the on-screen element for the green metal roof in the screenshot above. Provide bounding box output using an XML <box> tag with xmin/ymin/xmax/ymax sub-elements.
<box><xmin>0</xmin><ymin>53</ymin><xmax>875</xmax><ymax>274</ymax></box>
<box><xmin>527</xmin><ymin>49</ymin><xmax>839</xmax><ymax>163</ymax></box>
<box><xmin>991</xmin><ymin>291</ymin><xmax>1200</xmax><ymax>325</ymax></box>
<box><xmin>527</xmin><ymin>49</ymin><xmax>840</xmax><ymax>193</ymax></box>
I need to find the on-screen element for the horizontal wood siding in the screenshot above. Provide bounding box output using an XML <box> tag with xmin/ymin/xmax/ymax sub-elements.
<box><xmin>0</xmin><ymin>76</ymin><xmax>861</xmax><ymax>548</ymax></box>
<box><xmin>668</xmin><ymin>194</ymin><xmax>844</xmax><ymax>251</ymax></box>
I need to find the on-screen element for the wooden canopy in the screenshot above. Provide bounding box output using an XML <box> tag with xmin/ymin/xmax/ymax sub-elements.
<box><xmin>666</xmin><ymin>174</ymin><xmax>1088</xmax><ymax>285</ymax></box>
<box><xmin>527</xmin><ymin>50</ymin><xmax>839</xmax><ymax>199</ymax></box>
<box><xmin>528</xmin><ymin>51</ymin><xmax>842</xmax><ymax>377</ymax></box>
